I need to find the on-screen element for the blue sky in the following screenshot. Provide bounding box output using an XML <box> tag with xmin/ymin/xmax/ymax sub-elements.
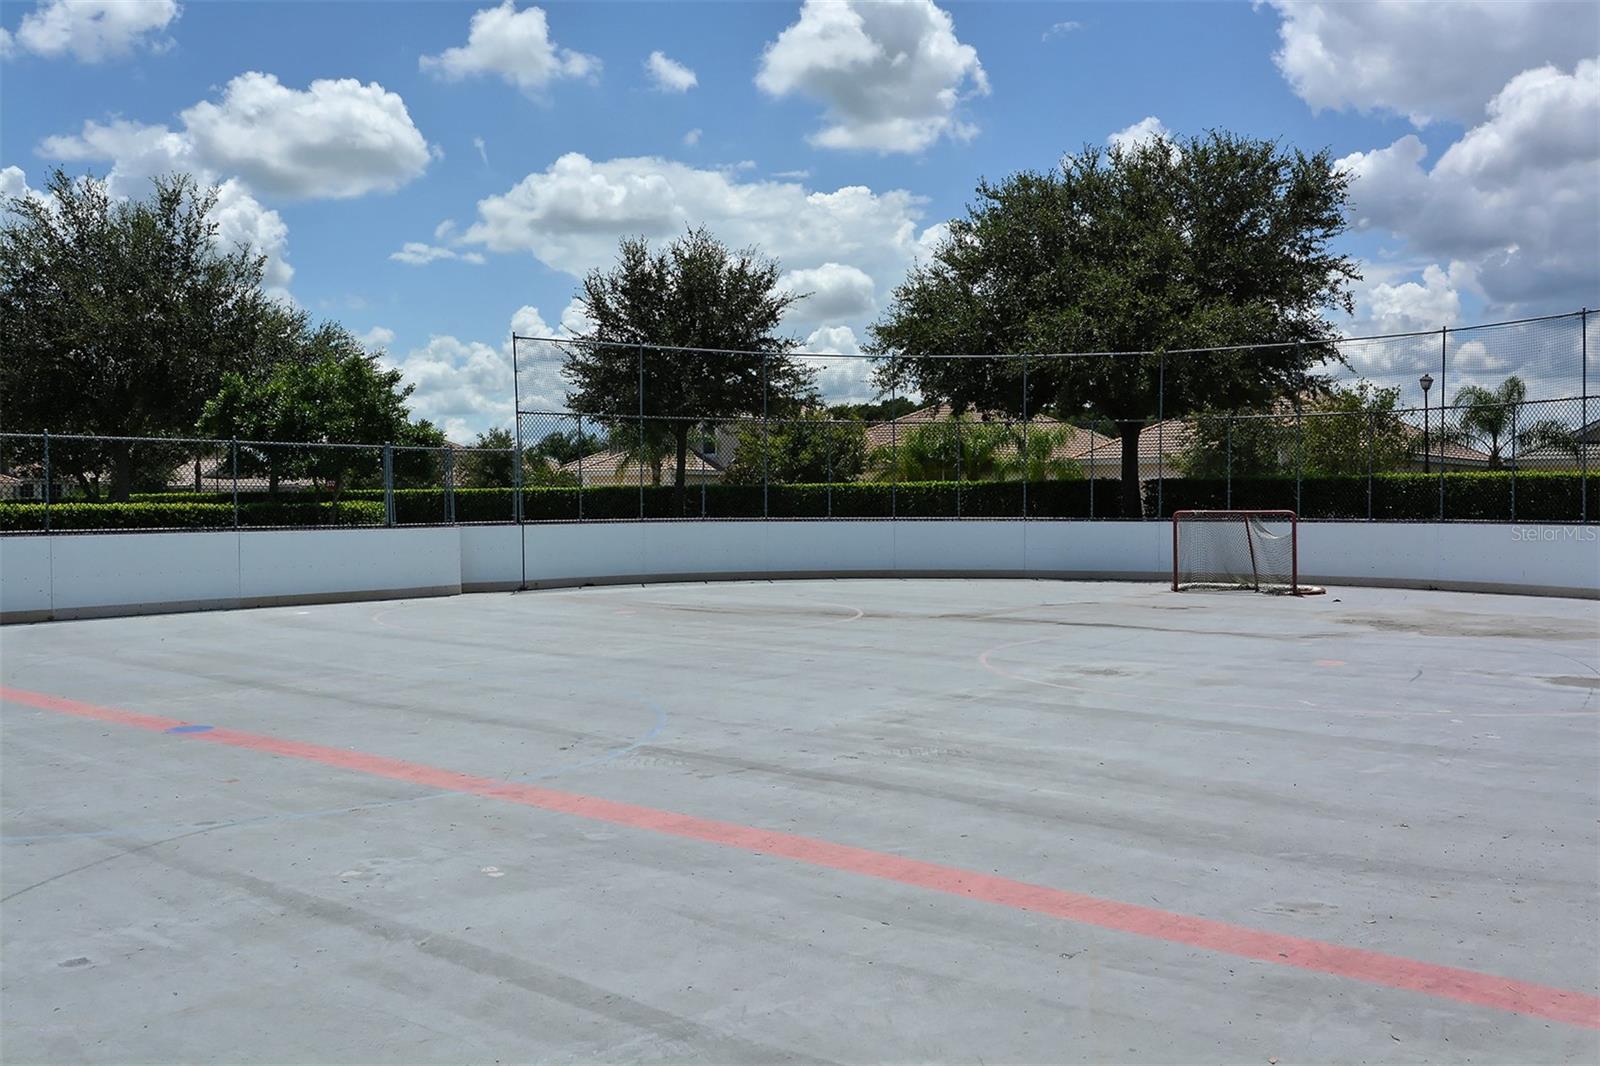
<box><xmin>2</xmin><ymin>0</ymin><xmax>1596</xmax><ymax>438</ymax></box>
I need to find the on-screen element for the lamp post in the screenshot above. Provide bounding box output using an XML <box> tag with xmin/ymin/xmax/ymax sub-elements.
<box><xmin>1419</xmin><ymin>373</ymin><xmax>1434</xmax><ymax>474</ymax></box>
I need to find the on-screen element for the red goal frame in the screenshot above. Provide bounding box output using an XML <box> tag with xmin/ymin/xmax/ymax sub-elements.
<box><xmin>1171</xmin><ymin>509</ymin><xmax>1320</xmax><ymax>595</ymax></box>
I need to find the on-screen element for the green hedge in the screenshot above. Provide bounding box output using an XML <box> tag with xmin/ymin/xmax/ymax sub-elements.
<box><xmin>15</xmin><ymin>472</ymin><xmax>1588</xmax><ymax>530</ymax></box>
<box><xmin>0</xmin><ymin>499</ymin><xmax>384</xmax><ymax>532</ymax></box>
<box><xmin>1148</xmin><ymin>471</ymin><xmax>1586</xmax><ymax>521</ymax></box>
<box><xmin>509</xmin><ymin>478</ymin><xmax>1124</xmax><ymax>520</ymax></box>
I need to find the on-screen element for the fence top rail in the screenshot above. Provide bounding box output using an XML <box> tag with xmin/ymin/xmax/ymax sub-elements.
<box><xmin>511</xmin><ymin>307</ymin><xmax>1592</xmax><ymax>363</ymax></box>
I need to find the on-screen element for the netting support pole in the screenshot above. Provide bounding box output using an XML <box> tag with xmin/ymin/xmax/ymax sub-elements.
<box><xmin>1439</xmin><ymin>326</ymin><xmax>1447</xmax><ymax>521</ymax></box>
<box><xmin>1583</xmin><ymin>308</ymin><xmax>1589</xmax><ymax>524</ymax></box>
<box><xmin>231</xmin><ymin>437</ymin><xmax>239</xmax><ymax>530</ymax></box>
<box><xmin>42</xmin><ymin>430</ymin><xmax>50</xmax><ymax>534</ymax></box>
<box><xmin>761</xmin><ymin>351</ymin><xmax>769</xmax><ymax>520</ymax></box>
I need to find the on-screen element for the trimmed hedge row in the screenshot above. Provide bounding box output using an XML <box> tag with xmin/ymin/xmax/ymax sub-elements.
<box><xmin>1148</xmin><ymin>471</ymin><xmax>1586</xmax><ymax>522</ymax></box>
<box><xmin>11</xmin><ymin>473</ymin><xmax>1588</xmax><ymax>530</ymax></box>
<box><xmin>8</xmin><ymin>480</ymin><xmax>1123</xmax><ymax>528</ymax></box>
<box><xmin>0</xmin><ymin>499</ymin><xmax>384</xmax><ymax>532</ymax></box>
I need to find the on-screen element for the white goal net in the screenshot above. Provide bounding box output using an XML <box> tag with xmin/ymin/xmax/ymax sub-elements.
<box><xmin>1172</xmin><ymin>510</ymin><xmax>1320</xmax><ymax>595</ymax></box>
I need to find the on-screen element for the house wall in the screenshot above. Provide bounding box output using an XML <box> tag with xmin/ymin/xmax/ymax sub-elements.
<box><xmin>3</xmin><ymin>520</ymin><xmax>1594</xmax><ymax>623</ymax></box>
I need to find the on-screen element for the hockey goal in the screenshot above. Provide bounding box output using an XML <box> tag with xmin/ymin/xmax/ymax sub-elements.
<box><xmin>1171</xmin><ymin>510</ymin><xmax>1323</xmax><ymax>595</ymax></box>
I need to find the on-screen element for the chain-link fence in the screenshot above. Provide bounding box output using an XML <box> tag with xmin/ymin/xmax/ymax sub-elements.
<box><xmin>2</xmin><ymin>311</ymin><xmax>1592</xmax><ymax>533</ymax></box>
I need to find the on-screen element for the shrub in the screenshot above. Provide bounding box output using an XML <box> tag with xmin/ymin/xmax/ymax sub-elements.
<box><xmin>1147</xmin><ymin>472</ymin><xmax>1586</xmax><ymax>521</ymax></box>
<box><xmin>0</xmin><ymin>499</ymin><xmax>384</xmax><ymax>532</ymax></box>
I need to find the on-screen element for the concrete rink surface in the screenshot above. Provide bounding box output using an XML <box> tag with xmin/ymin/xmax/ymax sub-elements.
<box><xmin>2</xmin><ymin>578</ymin><xmax>1597</xmax><ymax>1063</ymax></box>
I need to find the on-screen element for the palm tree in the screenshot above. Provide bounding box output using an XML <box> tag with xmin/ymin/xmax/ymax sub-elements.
<box><xmin>1447</xmin><ymin>376</ymin><xmax>1579</xmax><ymax>469</ymax></box>
<box><xmin>869</xmin><ymin>418</ymin><xmax>1081</xmax><ymax>482</ymax></box>
<box><xmin>992</xmin><ymin>424</ymin><xmax>1085</xmax><ymax>482</ymax></box>
<box><xmin>603</xmin><ymin>421</ymin><xmax>677</xmax><ymax>486</ymax></box>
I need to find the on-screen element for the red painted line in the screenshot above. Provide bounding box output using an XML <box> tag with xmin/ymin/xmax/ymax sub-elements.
<box><xmin>5</xmin><ymin>683</ymin><xmax>1597</xmax><ymax>1030</ymax></box>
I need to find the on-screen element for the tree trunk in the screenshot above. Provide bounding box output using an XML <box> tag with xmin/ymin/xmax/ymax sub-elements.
<box><xmin>672</xmin><ymin>423</ymin><xmax>690</xmax><ymax>516</ymax></box>
<box><xmin>1116</xmin><ymin>421</ymin><xmax>1144</xmax><ymax>518</ymax></box>
<box><xmin>108</xmin><ymin>442</ymin><xmax>135</xmax><ymax>503</ymax></box>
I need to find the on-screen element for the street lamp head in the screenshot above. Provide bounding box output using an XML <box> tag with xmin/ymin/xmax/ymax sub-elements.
<box><xmin>1419</xmin><ymin>373</ymin><xmax>1434</xmax><ymax>395</ymax></box>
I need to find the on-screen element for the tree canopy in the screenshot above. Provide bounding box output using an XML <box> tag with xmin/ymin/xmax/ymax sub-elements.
<box><xmin>0</xmin><ymin>169</ymin><xmax>279</xmax><ymax>498</ymax></box>
<box><xmin>561</xmin><ymin>227</ymin><xmax>815</xmax><ymax>512</ymax></box>
<box><xmin>1176</xmin><ymin>383</ymin><xmax>1411</xmax><ymax>478</ymax></box>
<box><xmin>868</xmin><ymin>131</ymin><xmax>1360</xmax><ymax>514</ymax></box>
<box><xmin>198</xmin><ymin>328</ymin><xmax>442</xmax><ymax>494</ymax></box>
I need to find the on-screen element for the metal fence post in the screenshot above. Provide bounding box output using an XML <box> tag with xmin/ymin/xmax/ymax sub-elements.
<box><xmin>42</xmin><ymin>430</ymin><xmax>51</xmax><ymax>534</ymax></box>
<box><xmin>1088</xmin><ymin>425</ymin><xmax>1096</xmax><ymax>519</ymax></box>
<box><xmin>382</xmin><ymin>443</ymin><xmax>395</xmax><ymax>527</ymax></box>
<box><xmin>1156</xmin><ymin>354</ymin><xmax>1164</xmax><ymax>521</ymax></box>
<box><xmin>510</xmin><ymin>335</ymin><xmax>524</xmax><ymax>528</ymax></box>
<box><xmin>573</xmin><ymin>414</ymin><xmax>582</xmax><ymax>522</ymax></box>
<box><xmin>1510</xmin><ymin>399</ymin><xmax>1517</xmax><ymax>522</ymax></box>
<box><xmin>890</xmin><ymin>358</ymin><xmax>898</xmax><ymax>519</ymax></box>
<box><xmin>638</xmin><ymin>342</ymin><xmax>646</xmax><ymax>521</ymax></box>
<box><xmin>1583</xmin><ymin>308</ymin><xmax>1589</xmax><ymax>523</ymax></box>
<box><xmin>1365</xmin><ymin>410</ymin><xmax>1373</xmax><ymax>522</ymax></box>
<box><xmin>1225</xmin><ymin>417</ymin><xmax>1233</xmax><ymax>510</ymax></box>
<box><xmin>231</xmin><ymin>437</ymin><xmax>240</xmax><ymax>529</ymax></box>
<box><xmin>444</xmin><ymin>445</ymin><xmax>456</xmax><ymax>524</ymax></box>
<box><xmin>761</xmin><ymin>351</ymin><xmax>769</xmax><ymax>520</ymax></box>
<box><xmin>1021</xmin><ymin>357</ymin><xmax>1029</xmax><ymax>519</ymax></box>
<box><xmin>826</xmin><ymin>421</ymin><xmax>834</xmax><ymax>519</ymax></box>
<box><xmin>1295</xmin><ymin>405</ymin><xmax>1303</xmax><ymax>516</ymax></box>
<box><xmin>1439</xmin><ymin>326</ymin><xmax>1447</xmax><ymax>521</ymax></box>
<box><xmin>955</xmin><ymin>416</ymin><xmax>963</xmax><ymax>518</ymax></box>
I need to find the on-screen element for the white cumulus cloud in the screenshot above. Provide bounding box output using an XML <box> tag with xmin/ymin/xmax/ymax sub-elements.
<box><xmin>1108</xmin><ymin>115</ymin><xmax>1171</xmax><ymax>152</ymax></box>
<box><xmin>379</xmin><ymin>305</ymin><xmax>577</xmax><ymax>438</ymax></box>
<box><xmin>756</xmin><ymin>0</ymin><xmax>988</xmax><ymax>152</ymax></box>
<box><xmin>1359</xmin><ymin>263</ymin><xmax>1473</xmax><ymax>334</ymax></box>
<box><xmin>11</xmin><ymin>0</ymin><xmax>178</xmax><ymax>63</ymax></box>
<box><xmin>358</xmin><ymin>326</ymin><xmax>396</xmax><ymax>350</ymax></box>
<box><xmin>800</xmin><ymin>325</ymin><xmax>878</xmax><ymax>401</ymax></box>
<box><xmin>178</xmin><ymin>72</ymin><xmax>433</xmax><ymax>199</ymax></box>
<box><xmin>1266</xmin><ymin>0</ymin><xmax>1595</xmax><ymax>126</ymax></box>
<box><xmin>41</xmin><ymin>73</ymin><xmax>434</xmax><ymax>201</ymax></box>
<box><xmin>646</xmin><ymin>50</ymin><xmax>697</xmax><ymax>92</ymax></box>
<box><xmin>461</xmin><ymin>153</ymin><xmax>937</xmax><ymax>286</ymax></box>
<box><xmin>420</xmin><ymin>1</ymin><xmax>597</xmax><ymax>93</ymax></box>
<box><xmin>390</xmin><ymin>242</ymin><xmax>486</xmax><ymax>266</ymax></box>
<box><xmin>1337</xmin><ymin>58</ymin><xmax>1599</xmax><ymax>315</ymax></box>
<box><xmin>780</xmin><ymin>262</ymin><xmax>877</xmax><ymax>325</ymax></box>
<box><xmin>211</xmin><ymin>178</ymin><xmax>294</xmax><ymax>300</ymax></box>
